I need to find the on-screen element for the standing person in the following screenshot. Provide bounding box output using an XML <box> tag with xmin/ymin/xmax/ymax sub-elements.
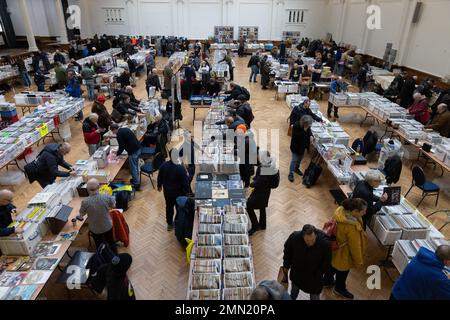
<box><xmin>260</xmin><ymin>55</ymin><xmax>271</xmax><ymax>90</ymax></box>
<box><xmin>289</xmin><ymin>63</ymin><xmax>302</xmax><ymax>82</ymax></box>
<box><xmin>311</xmin><ymin>58</ymin><xmax>323</xmax><ymax>83</ymax></box>
<box><xmin>390</xmin><ymin>245</ymin><xmax>450</xmax><ymax>300</ymax></box>
<box><xmin>198</xmin><ymin>60</ymin><xmax>210</xmax><ymax>88</ymax></box>
<box><xmin>184</xmin><ymin>62</ymin><xmax>196</xmax><ymax>99</ymax></box>
<box><xmin>12</xmin><ymin>57</ymin><xmax>31</xmax><ymax>89</ymax></box>
<box><xmin>80</xmin><ymin>178</ymin><xmax>117</xmax><ymax>252</ymax></box>
<box><xmin>408</xmin><ymin>92</ymin><xmax>430</xmax><ymax>125</ymax></box>
<box><xmin>110</xmin><ymin>124</ymin><xmax>142</xmax><ymax>191</ymax></box>
<box><xmin>66</xmin><ymin>70</ymin><xmax>83</xmax><ymax>120</ymax></box>
<box><xmin>157</xmin><ymin>149</ymin><xmax>190</xmax><ymax>231</ymax></box>
<box><xmin>146</xmin><ymin>52</ymin><xmax>156</xmax><ymax>72</ymax></box>
<box><xmin>357</xmin><ymin>62</ymin><xmax>371</xmax><ymax>93</ymax></box>
<box><xmin>248</xmin><ymin>51</ymin><xmax>260</xmax><ymax>83</ymax></box>
<box><xmin>28</xmin><ymin>143</ymin><xmax>76</xmax><ymax>188</ymax></box>
<box><xmin>327</xmin><ymin>76</ymin><xmax>348</xmax><ymax>118</ymax></box>
<box><xmin>161</xmin><ymin>36</ymin><xmax>167</xmax><ymax>57</ymax></box>
<box><xmin>0</xmin><ymin>190</ymin><xmax>24</xmax><ymax>237</ymax></box>
<box><xmin>54</xmin><ymin>62</ymin><xmax>67</xmax><ymax>89</ymax></box>
<box><xmin>283</xmin><ymin>224</ymin><xmax>331</xmax><ymax>300</ymax></box>
<box><xmin>118</xmin><ymin>69</ymin><xmax>131</xmax><ymax>89</ymax></box>
<box><xmin>398</xmin><ymin>75</ymin><xmax>417</xmax><ymax>108</ymax></box>
<box><xmin>146</xmin><ymin>68</ymin><xmax>162</xmax><ymax>97</ymax></box>
<box><xmin>279</xmin><ymin>40</ymin><xmax>286</xmax><ymax>61</ymax></box>
<box><xmin>352</xmin><ymin>170</ymin><xmax>388</xmax><ymax>230</ymax></box>
<box><xmin>289</xmin><ymin>98</ymin><xmax>322</xmax><ymax>126</ymax></box>
<box><xmin>163</xmin><ymin>62</ymin><xmax>174</xmax><ymax>98</ymax></box>
<box><xmin>30</xmin><ymin>52</ymin><xmax>41</xmax><ymax>73</ymax></box>
<box><xmin>238</xmin><ymin>36</ymin><xmax>245</xmax><ymax>57</ymax></box>
<box><xmin>40</xmin><ymin>51</ymin><xmax>51</xmax><ymax>71</ymax></box>
<box><xmin>288</xmin><ymin>115</ymin><xmax>313</xmax><ymax>182</ymax></box>
<box><xmin>247</xmin><ymin>150</ymin><xmax>280</xmax><ymax>235</ymax></box>
<box><xmin>53</xmin><ymin>49</ymin><xmax>66</xmax><ymax>64</ymax></box>
<box><xmin>234</xmin><ymin>126</ymin><xmax>256</xmax><ymax>188</ymax></box>
<box><xmin>323</xmin><ymin>198</ymin><xmax>368</xmax><ymax>299</ymax></box>
<box><xmin>34</xmin><ymin>68</ymin><xmax>48</xmax><ymax>92</ymax></box>
<box><xmin>126</xmin><ymin>56</ymin><xmax>137</xmax><ymax>86</ymax></box>
<box><xmin>351</xmin><ymin>53</ymin><xmax>362</xmax><ymax>84</ymax></box>
<box><xmin>218</xmin><ymin>51</ymin><xmax>234</xmax><ymax>81</ymax></box>
<box><xmin>81</xmin><ymin>63</ymin><xmax>96</xmax><ymax>101</ymax></box>
<box><xmin>235</xmin><ymin>95</ymin><xmax>254</xmax><ymax>129</ymax></box>
<box><xmin>82</xmin><ymin>114</ymin><xmax>104</xmax><ymax>156</ymax></box>
<box><xmin>91</xmin><ymin>99</ymin><xmax>112</xmax><ymax>139</ymax></box>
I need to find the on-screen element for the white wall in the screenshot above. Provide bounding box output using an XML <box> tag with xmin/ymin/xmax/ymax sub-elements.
<box><xmin>7</xmin><ymin>0</ymin><xmax>328</xmax><ymax>41</ymax></box>
<box><xmin>326</xmin><ymin>0</ymin><xmax>450</xmax><ymax>78</ymax></box>
<box><xmin>7</xmin><ymin>0</ymin><xmax>60</xmax><ymax>37</ymax></box>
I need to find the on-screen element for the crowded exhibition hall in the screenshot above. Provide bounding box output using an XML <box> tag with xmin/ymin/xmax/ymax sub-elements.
<box><xmin>0</xmin><ymin>0</ymin><xmax>448</xmax><ymax>305</ymax></box>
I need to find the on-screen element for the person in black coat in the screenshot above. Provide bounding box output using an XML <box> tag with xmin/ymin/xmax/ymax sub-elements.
<box><xmin>288</xmin><ymin>115</ymin><xmax>313</xmax><ymax>182</ymax></box>
<box><xmin>247</xmin><ymin>151</ymin><xmax>280</xmax><ymax>235</ymax></box>
<box><xmin>53</xmin><ymin>50</ymin><xmax>66</xmax><ymax>65</ymax></box>
<box><xmin>111</xmin><ymin>95</ymin><xmax>140</xmax><ymax>123</ymax></box>
<box><xmin>289</xmin><ymin>98</ymin><xmax>322</xmax><ymax>126</ymax></box>
<box><xmin>146</xmin><ymin>114</ymin><xmax>170</xmax><ymax>157</ymax></box>
<box><xmin>117</xmin><ymin>70</ymin><xmax>131</xmax><ymax>88</ymax></box>
<box><xmin>289</xmin><ymin>63</ymin><xmax>302</xmax><ymax>82</ymax></box>
<box><xmin>184</xmin><ymin>63</ymin><xmax>196</xmax><ymax>99</ymax></box>
<box><xmin>33</xmin><ymin>143</ymin><xmax>75</xmax><ymax>188</ymax></box>
<box><xmin>110</xmin><ymin>124</ymin><xmax>142</xmax><ymax>190</ymax></box>
<box><xmin>398</xmin><ymin>76</ymin><xmax>417</xmax><ymax>108</ymax></box>
<box><xmin>235</xmin><ymin>95</ymin><xmax>254</xmax><ymax>128</ymax></box>
<box><xmin>283</xmin><ymin>224</ymin><xmax>331</xmax><ymax>300</ymax></box>
<box><xmin>224</xmin><ymin>83</ymin><xmax>243</xmax><ymax>102</ymax></box>
<box><xmin>383</xmin><ymin>154</ymin><xmax>403</xmax><ymax>185</ymax></box>
<box><xmin>352</xmin><ymin>170</ymin><xmax>388</xmax><ymax>230</ymax></box>
<box><xmin>146</xmin><ymin>68</ymin><xmax>162</xmax><ymax>97</ymax></box>
<box><xmin>206</xmin><ymin>78</ymin><xmax>221</xmax><ymax>97</ymax></box>
<box><xmin>98</xmin><ymin>253</ymin><xmax>136</xmax><ymax>300</ymax></box>
<box><xmin>157</xmin><ymin>149</ymin><xmax>190</xmax><ymax>230</ymax></box>
<box><xmin>234</xmin><ymin>128</ymin><xmax>256</xmax><ymax>188</ymax></box>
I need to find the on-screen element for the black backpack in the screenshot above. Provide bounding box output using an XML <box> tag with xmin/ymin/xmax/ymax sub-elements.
<box><xmin>86</xmin><ymin>243</ymin><xmax>117</xmax><ymax>293</ymax></box>
<box><xmin>240</xmin><ymin>87</ymin><xmax>251</xmax><ymax>101</ymax></box>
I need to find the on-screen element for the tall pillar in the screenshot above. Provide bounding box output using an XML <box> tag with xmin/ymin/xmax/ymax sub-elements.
<box><xmin>80</xmin><ymin>0</ymin><xmax>92</xmax><ymax>39</ymax></box>
<box><xmin>18</xmin><ymin>0</ymin><xmax>38</xmax><ymax>51</ymax></box>
<box><xmin>55</xmin><ymin>0</ymin><xmax>69</xmax><ymax>43</ymax></box>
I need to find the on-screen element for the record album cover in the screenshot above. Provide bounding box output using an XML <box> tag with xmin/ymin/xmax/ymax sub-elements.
<box><xmin>33</xmin><ymin>258</ymin><xmax>58</xmax><ymax>271</ymax></box>
<box><xmin>0</xmin><ymin>272</ymin><xmax>27</xmax><ymax>287</ymax></box>
<box><xmin>22</xmin><ymin>270</ymin><xmax>53</xmax><ymax>285</ymax></box>
<box><xmin>55</xmin><ymin>231</ymin><xmax>79</xmax><ymax>242</ymax></box>
<box><xmin>0</xmin><ymin>256</ymin><xmax>30</xmax><ymax>272</ymax></box>
<box><xmin>3</xmin><ymin>285</ymin><xmax>38</xmax><ymax>300</ymax></box>
<box><xmin>31</xmin><ymin>242</ymin><xmax>62</xmax><ymax>257</ymax></box>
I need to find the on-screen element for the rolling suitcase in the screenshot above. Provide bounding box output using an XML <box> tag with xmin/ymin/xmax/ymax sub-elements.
<box><xmin>302</xmin><ymin>154</ymin><xmax>322</xmax><ymax>188</ymax></box>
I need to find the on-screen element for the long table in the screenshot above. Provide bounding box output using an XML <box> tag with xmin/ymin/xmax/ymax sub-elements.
<box><xmin>2</xmin><ymin>153</ymin><xmax>128</xmax><ymax>300</ymax></box>
<box><xmin>359</xmin><ymin>106</ymin><xmax>450</xmax><ymax>175</ymax></box>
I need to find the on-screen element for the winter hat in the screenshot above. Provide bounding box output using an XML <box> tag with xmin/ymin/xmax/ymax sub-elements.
<box><xmin>96</xmin><ymin>95</ymin><xmax>106</xmax><ymax>104</ymax></box>
<box><xmin>111</xmin><ymin>253</ymin><xmax>133</xmax><ymax>274</ymax></box>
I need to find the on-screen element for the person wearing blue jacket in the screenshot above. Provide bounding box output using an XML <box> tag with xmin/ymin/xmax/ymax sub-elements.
<box><xmin>327</xmin><ymin>76</ymin><xmax>348</xmax><ymax>119</ymax></box>
<box><xmin>391</xmin><ymin>245</ymin><xmax>450</xmax><ymax>300</ymax></box>
<box><xmin>65</xmin><ymin>70</ymin><xmax>83</xmax><ymax>120</ymax></box>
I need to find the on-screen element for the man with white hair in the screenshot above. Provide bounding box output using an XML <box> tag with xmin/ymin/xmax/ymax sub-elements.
<box><xmin>408</xmin><ymin>92</ymin><xmax>430</xmax><ymax>125</ymax></box>
<box><xmin>0</xmin><ymin>189</ymin><xmax>23</xmax><ymax>237</ymax></box>
<box><xmin>83</xmin><ymin>113</ymin><xmax>105</xmax><ymax>156</ymax></box>
<box><xmin>28</xmin><ymin>143</ymin><xmax>76</xmax><ymax>188</ymax></box>
<box><xmin>80</xmin><ymin>178</ymin><xmax>117</xmax><ymax>251</ymax></box>
<box><xmin>352</xmin><ymin>170</ymin><xmax>388</xmax><ymax>230</ymax></box>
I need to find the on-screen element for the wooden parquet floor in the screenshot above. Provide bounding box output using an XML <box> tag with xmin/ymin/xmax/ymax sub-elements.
<box><xmin>3</xmin><ymin>55</ymin><xmax>449</xmax><ymax>300</ymax></box>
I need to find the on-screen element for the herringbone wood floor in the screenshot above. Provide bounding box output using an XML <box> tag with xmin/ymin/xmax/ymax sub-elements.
<box><xmin>4</xmin><ymin>55</ymin><xmax>449</xmax><ymax>300</ymax></box>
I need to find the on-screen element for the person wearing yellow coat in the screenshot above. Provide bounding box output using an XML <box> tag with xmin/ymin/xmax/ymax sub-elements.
<box><xmin>323</xmin><ymin>198</ymin><xmax>368</xmax><ymax>299</ymax></box>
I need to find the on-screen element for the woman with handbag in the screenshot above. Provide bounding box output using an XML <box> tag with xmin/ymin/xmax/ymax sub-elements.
<box><xmin>323</xmin><ymin>198</ymin><xmax>368</xmax><ymax>299</ymax></box>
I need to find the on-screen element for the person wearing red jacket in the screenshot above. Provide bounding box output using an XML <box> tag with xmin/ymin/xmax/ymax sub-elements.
<box><xmin>408</xmin><ymin>92</ymin><xmax>430</xmax><ymax>125</ymax></box>
<box><xmin>83</xmin><ymin>113</ymin><xmax>105</xmax><ymax>156</ymax></box>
